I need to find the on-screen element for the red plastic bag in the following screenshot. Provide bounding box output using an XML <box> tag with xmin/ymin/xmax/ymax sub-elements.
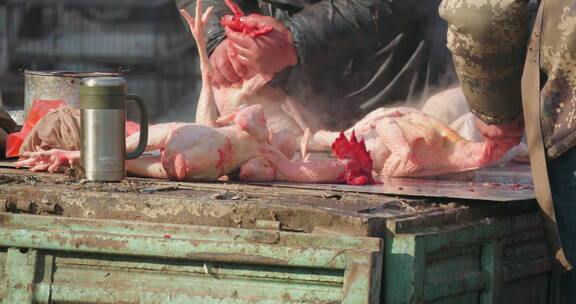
<box><xmin>7</xmin><ymin>100</ymin><xmax>145</xmax><ymax>158</ymax></box>
<box><xmin>6</xmin><ymin>100</ymin><xmax>67</xmax><ymax>158</ymax></box>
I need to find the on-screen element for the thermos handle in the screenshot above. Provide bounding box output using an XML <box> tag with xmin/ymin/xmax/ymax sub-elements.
<box><xmin>125</xmin><ymin>94</ymin><xmax>148</xmax><ymax>160</ymax></box>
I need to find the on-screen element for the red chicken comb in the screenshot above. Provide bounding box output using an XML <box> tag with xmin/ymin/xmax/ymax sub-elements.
<box><xmin>331</xmin><ymin>130</ymin><xmax>377</xmax><ymax>185</ymax></box>
<box><xmin>221</xmin><ymin>0</ymin><xmax>272</xmax><ymax>37</ymax></box>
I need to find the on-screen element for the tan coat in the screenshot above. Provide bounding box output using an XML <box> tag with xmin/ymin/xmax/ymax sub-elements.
<box><xmin>440</xmin><ymin>0</ymin><xmax>575</xmax><ymax>271</ymax></box>
<box><xmin>440</xmin><ymin>0</ymin><xmax>576</xmax><ymax>160</ymax></box>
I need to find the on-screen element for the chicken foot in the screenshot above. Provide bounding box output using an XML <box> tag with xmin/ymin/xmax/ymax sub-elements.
<box><xmin>180</xmin><ymin>2</ymin><xmax>219</xmax><ymax>128</ymax></box>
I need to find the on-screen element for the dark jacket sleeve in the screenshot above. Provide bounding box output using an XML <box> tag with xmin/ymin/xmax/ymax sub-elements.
<box><xmin>175</xmin><ymin>0</ymin><xmax>261</xmax><ymax>54</ymax></box>
<box><xmin>282</xmin><ymin>0</ymin><xmax>431</xmax><ymax>67</ymax></box>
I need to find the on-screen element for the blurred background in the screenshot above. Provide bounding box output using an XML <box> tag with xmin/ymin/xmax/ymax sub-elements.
<box><xmin>0</xmin><ymin>0</ymin><xmax>201</xmax><ymax>123</ymax></box>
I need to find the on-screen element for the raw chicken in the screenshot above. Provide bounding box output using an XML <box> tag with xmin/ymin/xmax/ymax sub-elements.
<box><xmin>422</xmin><ymin>87</ymin><xmax>530</xmax><ymax>164</ymax></box>
<box><xmin>188</xmin><ymin>0</ymin><xmax>316</xmax><ymax>159</ymax></box>
<box><xmin>309</xmin><ymin>107</ymin><xmax>513</xmax><ymax>177</ymax></box>
<box><xmin>245</xmin><ymin>130</ymin><xmax>375</xmax><ymax>185</ymax></box>
<box><xmin>15</xmin><ymin>104</ymin><xmax>373</xmax><ymax>184</ymax></box>
<box><xmin>14</xmin><ymin>105</ymin><xmax>268</xmax><ymax>180</ymax></box>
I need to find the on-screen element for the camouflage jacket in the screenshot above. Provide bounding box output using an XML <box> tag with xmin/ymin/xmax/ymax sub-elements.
<box><xmin>440</xmin><ymin>0</ymin><xmax>576</xmax><ymax>159</ymax></box>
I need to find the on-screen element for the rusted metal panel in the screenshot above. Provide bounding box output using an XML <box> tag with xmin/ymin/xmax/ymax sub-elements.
<box><xmin>0</xmin><ymin>212</ymin><xmax>382</xmax><ymax>303</ymax></box>
<box><xmin>384</xmin><ymin>234</ymin><xmax>426</xmax><ymax>304</ymax></box>
<box><xmin>45</xmin><ymin>259</ymin><xmax>344</xmax><ymax>303</ymax></box>
<box><xmin>3</xmin><ymin>248</ymin><xmax>42</xmax><ymax>304</ymax></box>
<box><xmin>501</xmin><ymin>275</ymin><xmax>550</xmax><ymax>304</ymax></box>
<box><xmin>342</xmin><ymin>250</ymin><xmax>383</xmax><ymax>303</ymax></box>
<box><xmin>426</xmin><ymin>293</ymin><xmax>479</xmax><ymax>304</ymax></box>
<box><xmin>46</xmin><ymin>253</ymin><xmax>343</xmax><ymax>303</ymax></box>
<box><xmin>248</xmin><ymin>164</ymin><xmax>535</xmax><ymax>201</ymax></box>
<box><xmin>0</xmin><ymin>176</ymin><xmax>404</xmax><ymax>237</ymax></box>
<box><xmin>0</xmin><ymin>248</ymin><xmax>6</xmax><ymax>302</ymax></box>
<box><xmin>1</xmin><ymin>224</ymin><xmax>347</xmax><ymax>269</ymax></box>
<box><xmin>479</xmin><ymin>241</ymin><xmax>503</xmax><ymax>304</ymax></box>
<box><xmin>0</xmin><ymin>167</ymin><xmax>541</xmax><ymax>243</ymax></box>
<box><xmin>0</xmin><ymin>213</ymin><xmax>381</xmax><ymax>253</ymax></box>
<box><xmin>384</xmin><ymin>212</ymin><xmax>553</xmax><ymax>304</ymax></box>
<box><xmin>425</xmin><ymin>250</ymin><xmax>485</xmax><ymax>300</ymax></box>
<box><xmin>0</xmin><ymin>168</ymin><xmax>555</xmax><ymax>303</ymax></box>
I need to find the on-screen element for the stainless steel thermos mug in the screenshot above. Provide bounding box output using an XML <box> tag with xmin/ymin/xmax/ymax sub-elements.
<box><xmin>80</xmin><ymin>77</ymin><xmax>148</xmax><ymax>181</ymax></box>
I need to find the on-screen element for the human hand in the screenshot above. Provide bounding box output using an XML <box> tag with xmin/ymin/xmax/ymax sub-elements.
<box><xmin>475</xmin><ymin>115</ymin><xmax>525</xmax><ymax>148</ymax></box>
<box><xmin>225</xmin><ymin>14</ymin><xmax>297</xmax><ymax>75</ymax></box>
<box><xmin>209</xmin><ymin>39</ymin><xmax>248</xmax><ymax>87</ymax></box>
<box><xmin>15</xmin><ymin>149</ymin><xmax>80</xmax><ymax>173</ymax></box>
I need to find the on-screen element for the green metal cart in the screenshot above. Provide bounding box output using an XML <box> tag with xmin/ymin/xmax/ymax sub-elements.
<box><xmin>0</xmin><ymin>167</ymin><xmax>556</xmax><ymax>303</ymax></box>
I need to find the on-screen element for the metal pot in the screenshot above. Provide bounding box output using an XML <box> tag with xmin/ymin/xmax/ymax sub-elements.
<box><xmin>24</xmin><ymin>70</ymin><xmax>121</xmax><ymax>120</ymax></box>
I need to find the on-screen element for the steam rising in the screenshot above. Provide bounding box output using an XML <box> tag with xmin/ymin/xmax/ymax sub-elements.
<box><xmin>160</xmin><ymin>0</ymin><xmax>460</xmax><ymax>130</ymax></box>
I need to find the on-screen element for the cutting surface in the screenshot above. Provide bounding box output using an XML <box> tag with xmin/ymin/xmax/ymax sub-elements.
<box><xmin>0</xmin><ymin>163</ymin><xmax>538</xmax><ymax>237</ymax></box>
<box><xmin>0</xmin><ymin>158</ymin><xmax>534</xmax><ymax>201</ymax></box>
<box><xmin>250</xmin><ymin>164</ymin><xmax>534</xmax><ymax>202</ymax></box>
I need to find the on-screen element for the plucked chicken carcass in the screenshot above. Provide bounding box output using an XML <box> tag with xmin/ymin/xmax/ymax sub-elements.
<box><xmin>14</xmin><ymin>104</ymin><xmax>270</xmax><ymax>180</ymax></box>
<box><xmin>309</xmin><ymin>106</ymin><xmax>515</xmax><ymax>177</ymax></box>
<box><xmin>421</xmin><ymin>87</ymin><xmax>529</xmax><ymax>164</ymax></box>
<box><xmin>16</xmin><ymin>104</ymin><xmax>374</xmax><ymax>184</ymax></box>
<box><xmin>191</xmin><ymin>0</ymin><xmax>315</xmax><ymax>159</ymax></box>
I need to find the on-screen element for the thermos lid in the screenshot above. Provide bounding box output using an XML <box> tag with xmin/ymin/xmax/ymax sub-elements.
<box><xmin>81</xmin><ymin>77</ymin><xmax>127</xmax><ymax>95</ymax></box>
<box><xmin>26</xmin><ymin>70</ymin><xmax>121</xmax><ymax>78</ymax></box>
<box><xmin>80</xmin><ymin>77</ymin><xmax>127</xmax><ymax>109</ymax></box>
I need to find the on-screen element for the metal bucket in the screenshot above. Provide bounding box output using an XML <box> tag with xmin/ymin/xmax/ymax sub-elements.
<box><xmin>24</xmin><ymin>70</ymin><xmax>121</xmax><ymax>119</ymax></box>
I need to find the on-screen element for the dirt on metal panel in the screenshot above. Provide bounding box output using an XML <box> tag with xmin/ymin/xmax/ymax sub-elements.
<box><xmin>0</xmin><ymin>167</ymin><xmax>539</xmax><ymax>239</ymax></box>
